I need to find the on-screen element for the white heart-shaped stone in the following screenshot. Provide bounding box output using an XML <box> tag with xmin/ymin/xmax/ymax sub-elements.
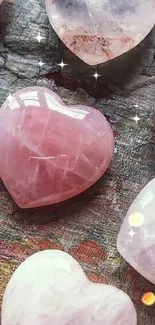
<box><xmin>2</xmin><ymin>250</ymin><xmax>137</xmax><ymax>325</ymax></box>
<box><xmin>117</xmin><ymin>178</ymin><xmax>155</xmax><ymax>284</ymax></box>
<box><xmin>45</xmin><ymin>0</ymin><xmax>155</xmax><ymax>65</ymax></box>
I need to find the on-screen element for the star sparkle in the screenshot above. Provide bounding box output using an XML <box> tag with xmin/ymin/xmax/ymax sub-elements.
<box><xmin>38</xmin><ymin>60</ymin><xmax>44</xmax><ymax>67</ymax></box>
<box><xmin>35</xmin><ymin>32</ymin><xmax>45</xmax><ymax>43</ymax></box>
<box><xmin>127</xmin><ymin>228</ymin><xmax>137</xmax><ymax>240</ymax></box>
<box><xmin>57</xmin><ymin>59</ymin><xmax>67</xmax><ymax>70</ymax></box>
<box><xmin>131</xmin><ymin>114</ymin><xmax>141</xmax><ymax>124</ymax></box>
<box><xmin>92</xmin><ymin>71</ymin><xmax>101</xmax><ymax>80</ymax></box>
<box><xmin>7</xmin><ymin>93</ymin><xmax>13</xmax><ymax>101</ymax></box>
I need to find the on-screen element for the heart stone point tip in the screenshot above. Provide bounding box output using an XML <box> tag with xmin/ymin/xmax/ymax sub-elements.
<box><xmin>117</xmin><ymin>178</ymin><xmax>155</xmax><ymax>284</ymax></box>
<box><xmin>0</xmin><ymin>86</ymin><xmax>114</xmax><ymax>208</ymax></box>
<box><xmin>45</xmin><ymin>0</ymin><xmax>155</xmax><ymax>65</ymax></box>
<box><xmin>2</xmin><ymin>249</ymin><xmax>137</xmax><ymax>325</ymax></box>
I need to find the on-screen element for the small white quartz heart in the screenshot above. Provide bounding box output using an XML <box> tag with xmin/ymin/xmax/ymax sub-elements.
<box><xmin>117</xmin><ymin>178</ymin><xmax>155</xmax><ymax>284</ymax></box>
<box><xmin>2</xmin><ymin>250</ymin><xmax>137</xmax><ymax>325</ymax></box>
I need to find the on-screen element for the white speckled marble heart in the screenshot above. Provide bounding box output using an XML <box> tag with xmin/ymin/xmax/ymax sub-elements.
<box><xmin>2</xmin><ymin>250</ymin><xmax>137</xmax><ymax>325</ymax></box>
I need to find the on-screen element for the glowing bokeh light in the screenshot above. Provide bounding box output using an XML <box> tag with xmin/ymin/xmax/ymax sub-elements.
<box><xmin>128</xmin><ymin>212</ymin><xmax>144</xmax><ymax>228</ymax></box>
<box><xmin>141</xmin><ymin>292</ymin><xmax>155</xmax><ymax>306</ymax></box>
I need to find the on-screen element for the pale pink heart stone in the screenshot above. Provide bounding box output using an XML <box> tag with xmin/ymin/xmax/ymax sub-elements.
<box><xmin>2</xmin><ymin>250</ymin><xmax>137</xmax><ymax>325</ymax></box>
<box><xmin>45</xmin><ymin>0</ymin><xmax>155</xmax><ymax>66</ymax></box>
<box><xmin>117</xmin><ymin>178</ymin><xmax>155</xmax><ymax>284</ymax></box>
<box><xmin>0</xmin><ymin>86</ymin><xmax>114</xmax><ymax>208</ymax></box>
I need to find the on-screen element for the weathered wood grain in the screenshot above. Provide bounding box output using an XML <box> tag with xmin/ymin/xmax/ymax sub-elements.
<box><xmin>0</xmin><ymin>0</ymin><xmax>155</xmax><ymax>324</ymax></box>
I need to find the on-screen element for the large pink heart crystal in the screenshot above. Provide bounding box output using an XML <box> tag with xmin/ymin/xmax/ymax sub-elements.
<box><xmin>45</xmin><ymin>0</ymin><xmax>155</xmax><ymax>65</ymax></box>
<box><xmin>0</xmin><ymin>86</ymin><xmax>114</xmax><ymax>208</ymax></box>
<box><xmin>117</xmin><ymin>178</ymin><xmax>155</xmax><ymax>284</ymax></box>
<box><xmin>2</xmin><ymin>250</ymin><xmax>137</xmax><ymax>325</ymax></box>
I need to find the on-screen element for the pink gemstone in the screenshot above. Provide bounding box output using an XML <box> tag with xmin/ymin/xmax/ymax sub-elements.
<box><xmin>2</xmin><ymin>250</ymin><xmax>137</xmax><ymax>325</ymax></box>
<box><xmin>45</xmin><ymin>0</ymin><xmax>155</xmax><ymax>65</ymax></box>
<box><xmin>117</xmin><ymin>178</ymin><xmax>155</xmax><ymax>284</ymax></box>
<box><xmin>0</xmin><ymin>87</ymin><xmax>114</xmax><ymax>208</ymax></box>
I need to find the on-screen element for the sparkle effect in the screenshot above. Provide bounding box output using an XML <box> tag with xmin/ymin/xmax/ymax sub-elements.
<box><xmin>58</xmin><ymin>59</ymin><xmax>67</xmax><ymax>70</ymax></box>
<box><xmin>35</xmin><ymin>32</ymin><xmax>45</xmax><ymax>43</ymax></box>
<box><xmin>38</xmin><ymin>61</ymin><xmax>44</xmax><ymax>67</ymax></box>
<box><xmin>141</xmin><ymin>292</ymin><xmax>155</xmax><ymax>306</ymax></box>
<box><xmin>131</xmin><ymin>114</ymin><xmax>141</xmax><ymax>124</ymax></box>
<box><xmin>92</xmin><ymin>72</ymin><xmax>101</xmax><ymax>80</ymax></box>
<box><xmin>127</xmin><ymin>228</ymin><xmax>137</xmax><ymax>240</ymax></box>
<box><xmin>7</xmin><ymin>94</ymin><xmax>13</xmax><ymax>101</ymax></box>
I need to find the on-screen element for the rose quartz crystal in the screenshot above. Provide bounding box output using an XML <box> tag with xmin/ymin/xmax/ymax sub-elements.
<box><xmin>2</xmin><ymin>250</ymin><xmax>137</xmax><ymax>325</ymax></box>
<box><xmin>0</xmin><ymin>86</ymin><xmax>114</xmax><ymax>208</ymax></box>
<box><xmin>45</xmin><ymin>0</ymin><xmax>155</xmax><ymax>65</ymax></box>
<box><xmin>117</xmin><ymin>178</ymin><xmax>155</xmax><ymax>284</ymax></box>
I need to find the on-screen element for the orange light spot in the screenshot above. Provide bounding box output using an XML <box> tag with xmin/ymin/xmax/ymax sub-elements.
<box><xmin>128</xmin><ymin>212</ymin><xmax>144</xmax><ymax>227</ymax></box>
<box><xmin>141</xmin><ymin>292</ymin><xmax>155</xmax><ymax>306</ymax></box>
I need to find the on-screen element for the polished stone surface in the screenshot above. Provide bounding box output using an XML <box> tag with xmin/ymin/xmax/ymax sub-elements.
<box><xmin>45</xmin><ymin>0</ymin><xmax>155</xmax><ymax>65</ymax></box>
<box><xmin>2</xmin><ymin>250</ymin><xmax>137</xmax><ymax>325</ymax></box>
<box><xmin>117</xmin><ymin>178</ymin><xmax>155</xmax><ymax>284</ymax></box>
<box><xmin>0</xmin><ymin>86</ymin><xmax>114</xmax><ymax>208</ymax></box>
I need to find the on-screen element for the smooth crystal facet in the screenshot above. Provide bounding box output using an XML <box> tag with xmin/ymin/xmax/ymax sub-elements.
<box><xmin>45</xmin><ymin>0</ymin><xmax>155</xmax><ymax>65</ymax></box>
<box><xmin>117</xmin><ymin>178</ymin><xmax>155</xmax><ymax>284</ymax></box>
<box><xmin>2</xmin><ymin>250</ymin><xmax>137</xmax><ymax>325</ymax></box>
<box><xmin>0</xmin><ymin>87</ymin><xmax>114</xmax><ymax>208</ymax></box>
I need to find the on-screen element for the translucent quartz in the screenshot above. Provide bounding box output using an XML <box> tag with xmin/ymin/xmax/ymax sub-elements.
<box><xmin>117</xmin><ymin>178</ymin><xmax>155</xmax><ymax>284</ymax></box>
<box><xmin>0</xmin><ymin>87</ymin><xmax>114</xmax><ymax>208</ymax></box>
<box><xmin>2</xmin><ymin>250</ymin><xmax>137</xmax><ymax>325</ymax></box>
<box><xmin>45</xmin><ymin>0</ymin><xmax>155</xmax><ymax>65</ymax></box>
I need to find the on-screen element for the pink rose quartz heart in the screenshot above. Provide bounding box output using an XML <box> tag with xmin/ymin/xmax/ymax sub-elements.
<box><xmin>117</xmin><ymin>178</ymin><xmax>155</xmax><ymax>284</ymax></box>
<box><xmin>2</xmin><ymin>250</ymin><xmax>137</xmax><ymax>325</ymax></box>
<box><xmin>45</xmin><ymin>0</ymin><xmax>155</xmax><ymax>66</ymax></box>
<box><xmin>0</xmin><ymin>86</ymin><xmax>114</xmax><ymax>208</ymax></box>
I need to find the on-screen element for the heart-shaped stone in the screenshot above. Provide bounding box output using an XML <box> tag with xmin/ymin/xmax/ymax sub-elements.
<box><xmin>45</xmin><ymin>0</ymin><xmax>155</xmax><ymax>66</ymax></box>
<box><xmin>0</xmin><ymin>86</ymin><xmax>114</xmax><ymax>208</ymax></box>
<box><xmin>2</xmin><ymin>250</ymin><xmax>137</xmax><ymax>325</ymax></box>
<box><xmin>117</xmin><ymin>178</ymin><xmax>155</xmax><ymax>284</ymax></box>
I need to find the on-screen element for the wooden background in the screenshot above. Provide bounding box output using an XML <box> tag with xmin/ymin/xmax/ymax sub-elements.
<box><xmin>0</xmin><ymin>0</ymin><xmax>155</xmax><ymax>324</ymax></box>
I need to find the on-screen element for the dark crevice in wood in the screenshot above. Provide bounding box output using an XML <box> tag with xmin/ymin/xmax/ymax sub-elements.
<box><xmin>43</xmin><ymin>71</ymin><xmax>111</xmax><ymax>99</ymax></box>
